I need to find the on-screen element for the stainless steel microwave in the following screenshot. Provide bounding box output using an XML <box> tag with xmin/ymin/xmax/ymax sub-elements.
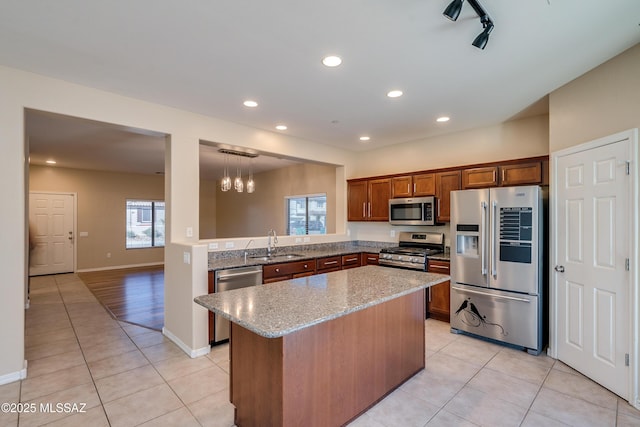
<box><xmin>389</xmin><ymin>196</ymin><xmax>437</xmax><ymax>226</ymax></box>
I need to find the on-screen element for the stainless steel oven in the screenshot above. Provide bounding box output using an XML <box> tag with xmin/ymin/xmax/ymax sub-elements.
<box><xmin>379</xmin><ymin>232</ymin><xmax>444</xmax><ymax>271</ymax></box>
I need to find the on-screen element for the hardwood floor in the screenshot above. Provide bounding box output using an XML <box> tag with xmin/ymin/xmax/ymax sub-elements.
<box><xmin>78</xmin><ymin>265</ymin><xmax>164</xmax><ymax>331</ymax></box>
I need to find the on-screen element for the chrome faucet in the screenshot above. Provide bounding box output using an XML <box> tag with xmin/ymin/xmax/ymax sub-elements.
<box><xmin>267</xmin><ymin>229</ymin><xmax>278</xmax><ymax>256</ymax></box>
<box><xmin>243</xmin><ymin>239</ymin><xmax>254</xmax><ymax>263</ymax></box>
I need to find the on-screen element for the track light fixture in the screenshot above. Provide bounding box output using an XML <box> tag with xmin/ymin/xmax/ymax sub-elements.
<box><xmin>442</xmin><ymin>0</ymin><xmax>495</xmax><ymax>50</ymax></box>
<box><xmin>443</xmin><ymin>0</ymin><xmax>463</xmax><ymax>21</ymax></box>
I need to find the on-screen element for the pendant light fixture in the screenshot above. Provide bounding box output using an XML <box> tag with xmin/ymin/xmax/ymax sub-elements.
<box><xmin>218</xmin><ymin>148</ymin><xmax>258</xmax><ymax>194</ymax></box>
<box><xmin>247</xmin><ymin>157</ymin><xmax>255</xmax><ymax>193</ymax></box>
<box><xmin>221</xmin><ymin>153</ymin><xmax>231</xmax><ymax>192</ymax></box>
<box><xmin>234</xmin><ymin>156</ymin><xmax>244</xmax><ymax>193</ymax></box>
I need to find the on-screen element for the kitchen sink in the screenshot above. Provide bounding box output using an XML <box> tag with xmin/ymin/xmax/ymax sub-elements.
<box><xmin>249</xmin><ymin>253</ymin><xmax>303</xmax><ymax>261</ymax></box>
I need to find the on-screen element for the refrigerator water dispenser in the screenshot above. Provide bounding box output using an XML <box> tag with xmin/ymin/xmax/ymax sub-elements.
<box><xmin>456</xmin><ymin>224</ymin><xmax>480</xmax><ymax>257</ymax></box>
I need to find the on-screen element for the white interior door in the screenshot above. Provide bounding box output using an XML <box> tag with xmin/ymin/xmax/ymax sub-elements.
<box><xmin>29</xmin><ymin>192</ymin><xmax>75</xmax><ymax>276</ymax></box>
<box><xmin>553</xmin><ymin>134</ymin><xmax>631</xmax><ymax>399</ymax></box>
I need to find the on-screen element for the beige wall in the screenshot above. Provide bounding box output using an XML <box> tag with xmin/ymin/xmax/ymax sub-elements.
<box><xmin>29</xmin><ymin>165</ymin><xmax>165</xmax><ymax>270</ymax></box>
<box><xmin>209</xmin><ymin>163</ymin><xmax>337</xmax><ymax>239</ymax></box>
<box><xmin>199</xmin><ymin>178</ymin><xmax>217</xmax><ymax>239</ymax></box>
<box><xmin>351</xmin><ymin>114</ymin><xmax>550</xmax><ymax>179</ymax></box>
<box><xmin>549</xmin><ymin>44</ymin><xmax>640</xmax><ymax>152</ymax></box>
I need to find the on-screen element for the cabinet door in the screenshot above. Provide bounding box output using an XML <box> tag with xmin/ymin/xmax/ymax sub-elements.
<box><xmin>413</xmin><ymin>173</ymin><xmax>436</xmax><ymax>196</ymax></box>
<box><xmin>462</xmin><ymin>166</ymin><xmax>498</xmax><ymax>189</ymax></box>
<box><xmin>368</xmin><ymin>178</ymin><xmax>391</xmax><ymax>221</ymax></box>
<box><xmin>341</xmin><ymin>253</ymin><xmax>361</xmax><ymax>269</ymax></box>
<box><xmin>435</xmin><ymin>171</ymin><xmax>460</xmax><ymax>223</ymax></box>
<box><xmin>391</xmin><ymin>176</ymin><xmax>413</xmax><ymax>198</ymax></box>
<box><xmin>347</xmin><ymin>181</ymin><xmax>368</xmax><ymax>221</ymax></box>
<box><xmin>362</xmin><ymin>253</ymin><xmax>379</xmax><ymax>265</ymax></box>
<box><xmin>427</xmin><ymin>260</ymin><xmax>451</xmax><ymax>322</ymax></box>
<box><xmin>499</xmin><ymin>162</ymin><xmax>542</xmax><ymax>186</ymax></box>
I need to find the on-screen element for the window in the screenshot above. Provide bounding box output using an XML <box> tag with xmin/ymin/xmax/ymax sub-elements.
<box><xmin>126</xmin><ymin>200</ymin><xmax>165</xmax><ymax>248</ymax></box>
<box><xmin>286</xmin><ymin>194</ymin><xmax>326</xmax><ymax>235</ymax></box>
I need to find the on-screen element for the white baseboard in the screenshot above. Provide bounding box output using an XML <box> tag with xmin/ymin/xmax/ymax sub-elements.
<box><xmin>0</xmin><ymin>361</ymin><xmax>27</xmax><ymax>385</ymax></box>
<box><xmin>76</xmin><ymin>262</ymin><xmax>164</xmax><ymax>273</ymax></box>
<box><xmin>163</xmin><ymin>327</ymin><xmax>210</xmax><ymax>359</ymax></box>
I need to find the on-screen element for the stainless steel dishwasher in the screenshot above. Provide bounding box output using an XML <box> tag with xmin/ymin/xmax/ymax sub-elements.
<box><xmin>213</xmin><ymin>265</ymin><xmax>263</xmax><ymax>344</ymax></box>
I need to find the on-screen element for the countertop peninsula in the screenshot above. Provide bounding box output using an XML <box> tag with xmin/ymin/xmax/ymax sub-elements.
<box><xmin>194</xmin><ymin>265</ymin><xmax>449</xmax><ymax>338</ymax></box>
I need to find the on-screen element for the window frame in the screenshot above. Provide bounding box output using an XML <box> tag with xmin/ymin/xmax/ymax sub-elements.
<box><xmin>126</xmin><ymin>199</ymin><xmax>165</xmax><ymax>249</ymax></box>
<box><xmin>285</xmin><ymin>193</ymin><xmax>327</xmax><ymax>236</ymax></box>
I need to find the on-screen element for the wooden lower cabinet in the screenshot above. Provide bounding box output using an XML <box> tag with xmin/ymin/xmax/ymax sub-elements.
<box><xmin>263</xmin><ymin>260</ymin><xmax>316</xmax><ymax>283</ymax></box>
<box><xmin>341</xmin><ymin>253</ymin><xmax>361</xmax><ymax>269</ymax></box>
<box><xmin>427</xmin><ymin>259</ymin><xmax>450</xmax><ymax>322</ymax></box>
<box><xmin>317</xmin><ymin>255</ymin><xmax>342</xmax><ymax>274</ymax></box>
<box><xmin>230</xmin><ymin>290</ymin><xmax>425</xmax><ymax>426</ymax></box>
<box><xmin>362</xmin><ymin>253</ymin><xmax>379</xmax><ymax>265</ymax></box>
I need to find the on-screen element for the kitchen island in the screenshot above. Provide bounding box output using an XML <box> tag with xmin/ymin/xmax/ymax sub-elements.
<box><xmin>195</xmin><ymin>265</ymin><xmax>449</xmax><ymax>427</ymax></box>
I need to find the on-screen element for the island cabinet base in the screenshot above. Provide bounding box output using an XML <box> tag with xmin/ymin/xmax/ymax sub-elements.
<box><xmin>230</xmin><ymin>290</ymin><xmax>426</xmax><ymax>427</ymax></box>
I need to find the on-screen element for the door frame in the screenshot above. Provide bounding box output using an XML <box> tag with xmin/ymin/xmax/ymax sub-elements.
<box><xmin>549</xmin><ymin>128</ymin><xmax>639</xmax><ymax>409</ymax></box>
<box><xmin>28</xmin><ymin>191</ymin><xmax>78</xmax><ymax>276</ymax></box>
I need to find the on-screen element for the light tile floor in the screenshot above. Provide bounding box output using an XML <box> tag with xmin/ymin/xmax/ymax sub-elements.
<box><xmin>1</xmin><ymin>273</ymin><xmax>638</xmax><ymax>426</ymax></box>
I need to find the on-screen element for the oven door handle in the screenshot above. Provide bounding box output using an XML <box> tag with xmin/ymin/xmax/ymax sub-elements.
<box><xmin>452</xmin><ymin>286</ymin><xmax>531</xmax><ymax>303</ymax></box>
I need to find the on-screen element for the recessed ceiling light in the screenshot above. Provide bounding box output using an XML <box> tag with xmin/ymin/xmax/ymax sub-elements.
<box><xmin>322</xmin><ymin>56</ymin><xmax>342</xmax><ymax>67</ymax></box>
<box><xmin>275</xmin><ymin>125</ymin><xmax>288</xmax><ymax>131</ymax></box>
<box><xmin>387</xmin><ymin>90</ymin><xmax>403</xmax><ymax>98</ymax></box>
<box><xmin>243</xmin><ymin>100</ymin><xmax>258</xmax><ymax>108</ymax></box>
<box><xmin>359</xmin><ymin>136</ymin><xmax>371</xmax><ymax>141</ymax></box>
<box><xmin>45</xmin><ymin>159</ymin><xmax>56</xmax><ymax>164</ymax></box>
<box><xmin>436</xmin><ymin>116</ymin><xmax>450</xmax><ymax>122</ymax></box>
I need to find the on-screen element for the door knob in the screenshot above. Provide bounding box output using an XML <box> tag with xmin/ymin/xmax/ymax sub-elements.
<box><xmin>554</xmin><ymin>265</ymin><xmax>565</xmax><ymax>273</ymax></box>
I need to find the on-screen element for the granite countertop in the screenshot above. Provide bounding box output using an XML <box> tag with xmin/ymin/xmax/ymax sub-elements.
<box><xmin>194</xmin><ymin>265</ymin><xmax>449</xmax><ymax>338</ymax></box>
<box><xmin>208</xmin><ymin>245</ymin><xmax>382</xmax><ymax>271</ymax></box>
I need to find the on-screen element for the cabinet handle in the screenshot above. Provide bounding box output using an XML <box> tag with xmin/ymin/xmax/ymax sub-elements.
<box><xmin>345</xmin><ymin>257</ymin><xmax>357</xmax><ymax>262</ymax></box>
<box><xmin>407</xmin><ymin>183</ymin><xmax>410</xmax><ymax>194</ymax></box>
<box><xmin>362</xmin><ymin>202</ymin><xmax>366</xmax><ymax>218</ymax></box>
<box><xmin>367</xmin><ymin>257</ymin><xmax>377</xmax><ymax>261</ymax></box>
<box><xmin>502</xmin><ymin>169</ymin><xmax>505</xmax><ymax>182</ymax></box>
<box><xmin>492</xmin><ymin>170</ymin><xmax>496</xmax><ymax>182</ymax></box>
<box><xmin>437</xmin><ymin>200</ymin><xmax>440</xmax><ymax>216</ymax></box>
<box><xmin>429</xmin><ymin>264</ymin><xmax>449</xmax><ymax>271</ymax></box>
<box><xmin>323</xmin><ymin>260</ymin><xmax>338</xmax><ymax>266</ymax></box>
<box><xmin>413</xmin><ymin>183</ymin><xmax>416</xmax><ymax>193</ymax></box>
<box><xmin>428</xmin><ymin>287</ymin><xmax>431</xmax><ymax>302</ymax></box>
<box><xmin>368</xmin><ymin>202</ymin><xmax>371</xmax><ymax>218</ymax></box>
<box><xmin>304</xmin><ymin>264</ymin><xmax>308</xmax><ymax>268</ymax></box>
<box><xmin>275</xmin><ymin>268</ymin><xmax>280</xmax><ymax>273</ymax></box>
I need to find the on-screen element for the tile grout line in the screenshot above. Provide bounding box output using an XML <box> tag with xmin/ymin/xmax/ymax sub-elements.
<box><xmin>55</xmin><ymin>274</ymin><xmax>113</xmax><ymax>427</ymax></box>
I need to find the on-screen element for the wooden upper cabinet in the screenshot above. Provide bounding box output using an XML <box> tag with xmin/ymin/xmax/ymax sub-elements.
<box><xmin>391</xmin><ymin>173</ymin><xmax>435</xmax><ymax>198</ymax></box>
<box><xmin>347</xmin><ymin>178</ymin><xmax>390</xmax><ymax>221</ymax></box>
<box><xmin>368</xmin><ymin>178</ymin><xmax>391</xmax><ymax>221</ymax></box>
<box><xmin>435</xmin><ymin>170</ymin><xmax>461</xmax><ymax>223</ymax></box>
<box><xmin>413</xmin><ymin>173</ymin><xmax>436</xmax><ymax>196</ymax></box>
<box><xmin>347</xmin><ymin>180</ymin><xmax>368</xmax><ymax>221</ymax></box>
<box><xmin>462</xmin><ymin>166</ymin><xmax>498</xmax><ymax>189</ymax></box>
<box><xmin>391</xmin><ymin>176</ymin><xmax>413</xmax><ymax>198</ymax></box>
<box><xmin>499</xmin><ymin>162</ymin><xmax>542</xmax><ymax>186</ymax></box>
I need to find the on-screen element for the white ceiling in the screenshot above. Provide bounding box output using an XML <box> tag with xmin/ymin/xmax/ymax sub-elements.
<box><xmin>4</xmin><ymin>1</ymin><xmax>640</xmax><ymax>174</ymax></box>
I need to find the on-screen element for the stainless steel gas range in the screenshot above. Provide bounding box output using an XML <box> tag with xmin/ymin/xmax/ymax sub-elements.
<box><xmin>379</xmin><ymin>232</ymin><xmax>445</xmax><ymax>271</ymax></box>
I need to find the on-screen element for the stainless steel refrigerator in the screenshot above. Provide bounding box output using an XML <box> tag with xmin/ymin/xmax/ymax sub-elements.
<box><xmin>450</xmin><ymin>185</ymin><xmax>545</xmax><ymax>354</ymax></box>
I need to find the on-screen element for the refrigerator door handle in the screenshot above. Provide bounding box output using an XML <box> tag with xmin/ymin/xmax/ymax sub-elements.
<box><xmin>481</xmin><ymin>201</ymin><xmax>487</xmax><ymax>275</ymax></box>
<box><xmin>491</xmin><ymin>200</ymin><xmax>498</xmax><ymax>278</ymax></box>
<box><xmin>452</xmin><ymin>286</ymin><xmax>532</xmax><ymax>303</ymax></box>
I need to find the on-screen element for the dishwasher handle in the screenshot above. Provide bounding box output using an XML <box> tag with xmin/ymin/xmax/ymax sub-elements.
<box><xmin>216</xmin><ymin>270</ymin><xmax>262</xmax><ymax>280</ymax></box>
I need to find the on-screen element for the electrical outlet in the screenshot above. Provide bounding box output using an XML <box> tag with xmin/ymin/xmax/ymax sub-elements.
<box><xmin>225</xmin><ymin>242</ymin><xmax>235</xmax><ymax>248</ymax></box>
<box><xmin>295</xmin><ymin>237</ymin><xmax>302</xmax><ymax>243</ymax></box>
<box><xmin>208</xmin><ymin>242</ymin><xmax>219</xmax><ymax>250</ymax></box>
<box><xmin>390</xmin><ymin>230</ymin><xmax>396</xmax><ymax>237</ymax></box>
<box><xmin>106</xmin><ymin>252</ymin><xmax>111</xmax><ymax>258</ymax></box>
<box><xmin>303</xmin><ymin>237</ymin><xmax>310</xmax><ymax>242</ymax></box>
<box><xmin>183</xmin><ymin>251</ymin><xmax>191</xmax><ymax>264</ymax></box>
<box><xmin>79</xmin><ymin>231</ymin><xmax>89</xmax><ymax>237</ymax></box>
<box><xmin>186</xmin><ymin>227</ymin><xmax>193</xmax><ymax>238</ymax></box>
